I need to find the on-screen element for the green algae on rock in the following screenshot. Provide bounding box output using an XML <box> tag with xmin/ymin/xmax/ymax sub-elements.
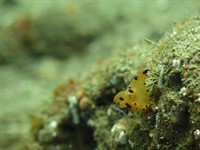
<box><xmin>31</xmin><ymin>15</ymin><xmax>199</xmax><ymax>150</ymax></box>
<box><xmin>32</xmin><ymin>44</ymin><xmax>153</xmax><ymax>149</ymax></box>
<box><xmin>146</xmin><ymin>15</ymin><xmax>200</xmax><ymax>150</ymax></box>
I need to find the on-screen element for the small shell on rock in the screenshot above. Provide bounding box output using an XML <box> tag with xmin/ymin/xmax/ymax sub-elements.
<box><xmin>79</xmin><ymin>96</ymin><xmax>91</xmax><ymax>110</ymax></box>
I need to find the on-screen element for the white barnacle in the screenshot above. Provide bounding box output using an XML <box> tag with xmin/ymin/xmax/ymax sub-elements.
<box><xmin>172</xmin><ymin>59</ymin><xmax>181</xmax><ymax>68</ymax></box>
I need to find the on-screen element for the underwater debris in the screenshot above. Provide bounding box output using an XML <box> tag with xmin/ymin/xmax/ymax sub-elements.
<box><xmin>183</xmin><ymin>71</ymin><xmax>190</xmax><ymax>78</ymax></box>
<box><xmin>79</xmin><ymin>96</ymin><xmax>94</xmax><ymax>110</ymax></box>
<box><xmin>48</xmin><ymin>120</ymin><xmax>58</xmax><ymax>129</ymax></box>
<box><xmin>196</xmin><ymin>93</ymin><xmax>200</xmax><ymax>102</ymax></box>
<box><xmin>109</xmin><ymin>105</ymin><xmax>128</xmax><ymax>116</ymax></box>
<box><xmin>114</xmin><ymin>70</ymin><xmax>152</xmax><ymax>112</ymax></box>
<box><xmin>172</xmin><ymin>59</ymin><xmax>181</xmax><ymax>68</ymax></box>
<box><xmin>118</xmin><ymin>131</ymin><xmax>127</xmax><ymax>144</ymax></box>
<box><xmin>68</xmin><ymin>96</ymin><xmax>79</xmax><ymax>124</ymax></box>
<box><xmin>111</xmin><ymin>120</ymin><xmax>127</xmax><ymax>145</ymax></box>
<box><xmin>157</xmin><ymin>65</ymin><xmax>164</xmax><ymax>88</ymax></box>
<box><xmin>194</xmin><ymin>129</ymin><xmax>200</xmax><ymax>140</ymax></box>
<box><xmin>194</xmin><ymin>129</ymin><xmax>200</xmax><ymax>149</ymax></box>
<box><xmin>179</xmin><ymin>87</ymin><xmax>187</xmax><ymax>96</ymax></box>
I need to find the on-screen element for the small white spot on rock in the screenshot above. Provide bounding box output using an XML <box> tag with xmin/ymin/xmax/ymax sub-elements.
<box><xmin>68</xmin><ymin>96</ymin><xmax>79</xmax><ymax>124</ymax></box>
<box><xmin>172</xmin><ymin>59</ymin><xmax>181</xmax><ymax>68</ymax></box>
<box><xmin>194</xmin><ymin>129</ymin><xmax>200</xmax><ymax>140</ymax></box>
<box><xmin>118</xmin><ymin>131</ymin><xmax>127</xmax><ymax>144</ymax></box>
<box><xmin>48</xmin><ymin>120</ymin><xmax>57</xmax><ymax>129</ymax></box>
<box><xmin>111</xmin><ymin>124</ymin><xmax>117</xmax><ymax>133</ymax></box>
<box><xmin>180</xmin><ymin>87</ymin><xmax>187</xmax><ymax>96</ymax></box>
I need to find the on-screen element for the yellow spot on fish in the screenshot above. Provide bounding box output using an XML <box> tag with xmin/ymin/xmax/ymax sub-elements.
<box><xmin>114</xmin><ymin>70</ymin><xmax>152</xmax><ymax>112</ymax></box>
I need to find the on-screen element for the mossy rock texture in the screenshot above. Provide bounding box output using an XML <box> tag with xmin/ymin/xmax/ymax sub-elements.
<box><xmin>146</xmin><ymin>15</ymin><xmax>200</xmax><ymax>150</ymax></box>
<box><xmin>31</xmin><ymin>15</ymin><xmax>200</xmax><ymax>150</ymax></box>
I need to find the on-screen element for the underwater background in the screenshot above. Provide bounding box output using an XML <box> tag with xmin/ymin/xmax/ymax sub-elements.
<box><xmin>0</xmin><ymin>0</ymin><xmax>199</xmax><ymax>149</ymax></box>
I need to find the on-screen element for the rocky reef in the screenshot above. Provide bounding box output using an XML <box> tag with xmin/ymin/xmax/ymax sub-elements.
<box><xmin>31</xmin><ymin>15</ymin><xmax>200</xmax><ymax>150</ymax></box>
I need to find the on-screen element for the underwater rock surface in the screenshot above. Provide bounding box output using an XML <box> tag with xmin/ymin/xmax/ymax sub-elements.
<box><xmin>31</xmin><ymin>15</ymin><xmax>200</xmax><ymax>150</ymax></box>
